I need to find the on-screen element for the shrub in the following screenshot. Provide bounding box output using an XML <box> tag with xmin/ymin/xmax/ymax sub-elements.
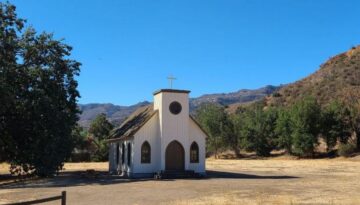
<box><xmin>337</xmin><ymin>143</ymin><xmax>357</xmax><ymax>157</ymax></box>
<box><xmin>272</xmin><ymin>92</ymin><xmax>281</xmax><ymax>97</ymax></box>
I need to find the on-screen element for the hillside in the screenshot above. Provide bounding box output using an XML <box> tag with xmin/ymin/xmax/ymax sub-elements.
<box><xmin>267</xmin><ymin>46</ymin><xmax>360</xmax><ymax>107</ymax></box>
<box><xmin>190</xmin><ymin>85</ymin><xmax>279</xmax><ymax>111</ymax></box>
<box><xmin>79</xmin><ymin>85</ymin><xmax>279</xmax><ymax>128</ymax></box>
<box><xmin>78</xmin><ymin>101</ymin><xmax>151</xmax><ymax>128</ymax></box>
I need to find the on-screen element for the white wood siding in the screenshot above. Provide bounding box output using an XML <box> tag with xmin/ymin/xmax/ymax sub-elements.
<box><xmin>133</xmin><ymin>113</ymin><xmax>161</xmax><ymax>174</ymax></box>
<box><xmin>188</xmin><ymin>118</ymin><xmax>206</xmax><ymax>173</ymax></box>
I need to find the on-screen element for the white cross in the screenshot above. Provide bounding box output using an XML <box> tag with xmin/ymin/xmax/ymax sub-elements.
<box><xmin>167</xmin><ymin>75</ymin><xmax>177</xmax><ymax>89</ymax></box>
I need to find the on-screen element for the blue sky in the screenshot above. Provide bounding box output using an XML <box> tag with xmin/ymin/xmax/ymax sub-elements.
<box><xmin>11</xmin><ymin>0</ymin><xmax>360</xmax><ymax>105</ymax></box>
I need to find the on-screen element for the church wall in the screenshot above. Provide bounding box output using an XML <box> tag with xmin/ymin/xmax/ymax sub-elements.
<box><xmin>133</xmin><ymin>114</ymin><xmax>161</xmax><ymax>174</ymax></box>
<box><xmin>188</xmin><ymin>119</ymin><xmax>206</xmax><ymax>173</ymax></box>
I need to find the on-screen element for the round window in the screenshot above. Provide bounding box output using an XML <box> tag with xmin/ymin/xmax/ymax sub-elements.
<box><xmin>169</xmin><ymin>101</ymin><xmax>182</xmax><ymax>115</ymax></box>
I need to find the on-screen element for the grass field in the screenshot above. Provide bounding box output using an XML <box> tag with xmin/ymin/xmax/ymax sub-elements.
<box><xmin>1</xmin><ymin>157</ymin><xmax>360</xmax><ymax>205</ymax></box>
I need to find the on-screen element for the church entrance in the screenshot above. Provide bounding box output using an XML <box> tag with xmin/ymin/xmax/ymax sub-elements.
<box><xmin>165</xmin><ymin>140</ymin><xmax>185</xmax><ymax>171</ymax></box>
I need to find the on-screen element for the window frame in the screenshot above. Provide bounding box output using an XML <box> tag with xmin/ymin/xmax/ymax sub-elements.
<box><xmin>116</xmin><ymin>143</ymin><xmax>120</xmax><ymax>165</ymax></box>
<box><xmin>121</xmin><ymin>143</ymin><xmax>125</xmax><ymax>165</ymax></box>
<box><xmin>141</xmin><ymin>141</ymin><xmax>151</xmax><ymax>164</ymax></box>
<box><xmin>190</xmin><ymin>141</ymin><xmax>199</xmax><ymax>163</ymax></box>
<box><xmin>127</xmin><ymin>143</ymin><xmax>132</xmax><ymax>166</ymax></box>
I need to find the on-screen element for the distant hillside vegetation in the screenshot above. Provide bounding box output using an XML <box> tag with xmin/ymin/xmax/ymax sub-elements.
<box><xmin>267</xmin><ymin>46</ymin><xmax>360</xmax><ymax>107</ymax></box>
<box><xmin>79</xmin><ymin>85</ymin><xmax>279</xmax><ymax>128</ymax></box>
<box><xmin>190</xmin><ymin>85</ymin><xmax>279</xmax><ymax>111</ymax></box>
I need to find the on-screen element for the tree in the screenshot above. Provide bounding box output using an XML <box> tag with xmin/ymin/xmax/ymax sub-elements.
<box><xmin>195</xmin><ymin>104</ymin><xmax>228</xmax><ymax>158</ymax></box>
<box><xmin>0</xmin><ymin>3</ymin><xmax>81</xmax><ymax>176</ymax></box>
<box><xmin>344</xmin><ymin>93</ymin><xmax>360</xmax><ymax>149</ymax></box>
<box><xmin>230</xmin><ymin>111</ymin><xmax>245</xmax><ymax>158</ymax></box>
<box><xmin>0</xmin><ymin>2</ymin><xmax>24</xmax><ymax>163</ymax></box>
<box><xmin>350</xmin><ymin>106</ymin><xmax>360</xmax><ymax>149</ymax></box>
<box><xmin>71</xmin><ymin>125</ymin><xmax>89</xmax><ymax>151</ymax></box>
<box><xmin>221</xmin><ymin>114</ymin><xmax>240</xmax><ymax>157</ymax></box>
<box><xmin>88</xmin><ymin>113</ymin><xmax>114</xmax><ymax>141</ymax></box>
<box><xmin>240</xmin><ymin>104</ymin><xmax>277</xmax><ymax>157</ymax></box>
<box><xmin>290</xmin><ymin>97</ymin><xmax>321</xmax><ymax>157</ymax></box>
<box><xmin>321</xmin><ymin>101</ymin><xmax>352</xmax><ymax>152</ymax></box>
<box><xmin>275</xmin><ymin>108</ymin><xmax>293</xmax><ymax>154</ymax></box>
<box><xmin>88</xmin><ymin>114</ymin><xmax>114</xmax><ymax>161</ymax></box>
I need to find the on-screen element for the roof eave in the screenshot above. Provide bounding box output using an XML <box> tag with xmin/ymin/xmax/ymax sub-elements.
<box><xmin>107</xmin><ymin>111</ymin><xmax>159</xmax><ymax>143</ymax></box>
<box><xmin>153</xmin><ymin>89</ymin><xmax>191</xmax><ymax>96</ymax></box>
<box><xmin>107</xmin><ymin>135</ymin><xmax>133</xmax><ymax>143</ymax></box>
<box><xmin>189</xmin><ymin>115</ymin><xmax>210</xmax><ymax>139</ymax></box>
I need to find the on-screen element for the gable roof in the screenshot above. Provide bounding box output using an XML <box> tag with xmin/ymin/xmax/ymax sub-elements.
<box><xmin>108</xmin><ymin>104</ymin><xmax>158</xmax><ymax>142</ymax></box>
<box><xmin>107</xmin><ymin>104</ymin><xmax>210</xmax><ymax>143</ymax></box>
<box><xmin>153</xmin><ymin>89</ymin><xmax>191</xmax><ymax>95</ymax></box>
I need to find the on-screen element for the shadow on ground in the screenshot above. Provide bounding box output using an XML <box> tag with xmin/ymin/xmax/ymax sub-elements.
<box><xmin>206</xmin><ymin>170</ymin><xmax>298</xmax><ymax>179</ymax></box>
<box><xmin>0</xmin><ymin>170</ymin><xmax>299</xmax><ymax>189</ymax></box>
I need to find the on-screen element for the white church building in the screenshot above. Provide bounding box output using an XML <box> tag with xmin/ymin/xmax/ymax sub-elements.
<box><xmin>108</xmin><ymin>89</ymin><xmax>207</xmax><ymax>178</ymax></box>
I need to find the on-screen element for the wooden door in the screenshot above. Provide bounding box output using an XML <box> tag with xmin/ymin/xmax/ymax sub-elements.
<box><xmin>165</xmin><ymin>141</ymin><xmax>185</xmax><ymax>171</ymax></box>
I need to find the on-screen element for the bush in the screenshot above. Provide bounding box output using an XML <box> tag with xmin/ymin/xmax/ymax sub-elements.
<box><xmin>272</xmin><ymin>92</ymin><xmax>281</xmax><ymax>97</ymax></box>
<box><xmin>337</xmin><ymin>143</ymin><xmax>357</xmax><ymax>157</ymax></box>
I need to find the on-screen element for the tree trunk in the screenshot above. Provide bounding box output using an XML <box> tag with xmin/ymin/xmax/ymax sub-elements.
<box><xmin>233</xmin><ymin>146</ymin><xmax>241</xmax><ymax>158</ymax></box>
<box><xmin>214</xmin><ymin>138</ymin><xmax>218</xmax><ymax>159</ymax></box>
<box><xmin>356</xmin><ymin>130</ymin><xmax>360</xmax><ymax>150</ymax></box>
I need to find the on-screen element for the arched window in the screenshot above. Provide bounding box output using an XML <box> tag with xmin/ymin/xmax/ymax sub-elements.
<box><xmin>127</xmin><ymin>143</ymin><xmax>132</xmax><ymax>166</ymax></box>
<box><xmin>121</xmin><ymin>143</ymin><xmax>125</xmax><ymax>165</ymax></box>
<box><xmin>190</xmin><ymin>142</ymin><xmax>199</xmax><ymax>163</ymax></box>
<box><xmin>141</xmin><ymin>141</ymin><xmax>151</xmax><ymax>163</ymax></box>
<box><xmin>116</xmin><ymin>143</ymin><xmax>120</xmax><ymax>165</ymax></box>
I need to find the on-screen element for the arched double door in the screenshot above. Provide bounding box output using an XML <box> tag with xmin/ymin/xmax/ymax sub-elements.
<box><xmin>165</xmin><ymin>140</ymin><xmax>185</xmax><ymax>171</ymax></box>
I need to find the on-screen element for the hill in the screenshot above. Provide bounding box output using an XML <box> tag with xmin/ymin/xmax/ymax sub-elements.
<box><xmin>78</xmin><ymin>101</ymin><xmax>151</xmax><ymax>128</ymax></box>
<box><xmin>190</xmin><ymin>85</ymin><xmax>279</xmax><ymax>111</ymax></box>
<box><xmin>267</xmin><ymin>46</ymin><xmax>360</xmax><ymax>107</ymax></box>
<box><xmin>79</xmin><ymin>85</ymin><xmax>279</xmax><ymax>128</ymax></box>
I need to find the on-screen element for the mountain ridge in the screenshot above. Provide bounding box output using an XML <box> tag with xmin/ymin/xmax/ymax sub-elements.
<box><xmin>79</xmin><ymin>85</ymin><xmax>280</xmax><ymax>128</ymax></box>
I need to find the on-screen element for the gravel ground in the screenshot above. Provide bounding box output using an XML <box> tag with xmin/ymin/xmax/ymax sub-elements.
<box><xmin>1</xmin><ymin>158</ymin><xmax>360</xmax><ymax>205</ymax></box>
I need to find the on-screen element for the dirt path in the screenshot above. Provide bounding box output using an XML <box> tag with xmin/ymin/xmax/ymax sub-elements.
<box><xmin>1</xmin><ymin>159</ymin><xmax>360</xmax><ymax>205</ymax></box>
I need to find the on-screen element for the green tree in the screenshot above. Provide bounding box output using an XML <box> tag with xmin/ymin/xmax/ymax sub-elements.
<box><xmin>0</xmin><ymin>3</ymin><xmax>81</xmax><ymax>176</ymax></box>
<box><xmin>290</xmin><ymin>97</ymin><xmax>321</xmax><ymax>157</ymax></box>
<box><xmin>89</xmin><ymin>113</ymin><xmax>114</xmax><ymax>141</ymax></box>
<box><xmin>221</xmin><ymin>114</ymin><xmax>240</xmax><ymax>157</ymax></box>
<box><xmin>275</xmin><ymin>108</ymin><xmax>293</xmax><ymax>154</ymax></box>
<box><xmin>88</xmin><ymin>113</ymin><xmax>114</xmax><ymax>161</ymax></box>
<box><xmin>351</xmin><ymin>107</ymin><xmax>360</xmax><ymax>150</ymax></box>
<box><xmin>230</xmin><ymin>111</ymin><xmax>245</xmax><ymax>158</ymax></box>
<box><xmin>240</xmin><ymin>104</ymin><xmax>277</xmax><ymax>157</ymax></box>
<box><xmin>71</xmin><ymin>125</ymin><xmax>89</xmax><ymax>151</ymax></box>
<box><xmin>195</xmin><ymin>104</ymin><xmax>228</xmax><ymax>158</ymax></box>
<box><xmin>348</xmin><ymin>102</ymin><xmax>360</xmax><ymax>150</ymax></box>
<box><xmin>321</xmin><ymin>101</ymin><xmax>352</xmax><ymax>151</ymax></box>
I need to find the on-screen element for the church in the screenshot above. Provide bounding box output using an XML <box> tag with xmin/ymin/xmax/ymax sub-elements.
<box><xmin>108</xmin><ymin>89</ymin><xmax>208</xmax><ymax>178</ymax></box>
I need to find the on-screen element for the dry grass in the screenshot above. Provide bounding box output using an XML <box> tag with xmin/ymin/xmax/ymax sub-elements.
<box><xmin>62</xmin><ymin>162</ymin><xmax>108</xmax><ymax>171</ymax></box>
<box><xmin>0</xmin><ymin>162</ymin><xmax>109</xmax><ymax>174</ymax></box>
<box><xmin>169</xmin><ymin>194</ymin><xmax>360</xmax><ymax>205</ymax></box>
<box><xmin>1</xmin><ymin>158</ymin><xmax>360</xmax><ymax>205</ymax></box>
<box><xmin>0</xmin><ymin>163</ymin><xmax>9</xmax><ymax>175</ymax></box>
<box><xmin>188</xmin><ymin>158</ymin><xmax>360</xmax><ymax>205</ymax></box>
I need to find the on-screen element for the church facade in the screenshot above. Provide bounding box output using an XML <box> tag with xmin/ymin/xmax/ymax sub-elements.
<box><xmin>108</xmin><ymin>89</ymin><xmax>207</xmax><ymax>178</ymax></box>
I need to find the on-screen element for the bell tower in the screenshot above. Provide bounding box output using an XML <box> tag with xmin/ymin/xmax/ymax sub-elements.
<box><xmin>153</xmin><ymin>89</ymin><xmax>191</xmax><ymax>170</ymax></box>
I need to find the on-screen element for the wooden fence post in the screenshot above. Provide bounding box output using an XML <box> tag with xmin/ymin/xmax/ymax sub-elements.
<box><xmin>61</xmin><ymin>191</ymin><xmax>66</xmax><ymax>205</ymax></box>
